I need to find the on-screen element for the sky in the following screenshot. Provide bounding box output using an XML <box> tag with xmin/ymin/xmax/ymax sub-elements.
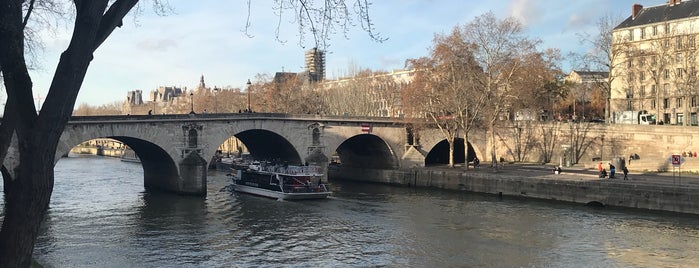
<box><xmin>26</xmin><ymin>0</ymin><xmax>668</xmax><ymax>107</ymax></box>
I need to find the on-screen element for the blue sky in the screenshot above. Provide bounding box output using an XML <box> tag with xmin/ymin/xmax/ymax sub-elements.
<box><xmin>27</xmin><ymin>0</ymin><xmax>667</xmax><ymax>106</ymax></box>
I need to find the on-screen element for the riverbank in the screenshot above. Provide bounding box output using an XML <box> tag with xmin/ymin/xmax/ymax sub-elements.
<box><xmin>330</xmin><ymin>164</ymin><xmax>699</xmax><ymax>215</ymax></box>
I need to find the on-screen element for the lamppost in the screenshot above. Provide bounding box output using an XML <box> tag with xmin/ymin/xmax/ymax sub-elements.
<box><xmin>189</xmin><ymin>92</ymin><xmax>195</xmax><ymax>114</ymax></box>
<box><xmin>213</xmin><ymin>86</ymin><xmax>219</xmax><ymax>113</ymax></box>
<box><xmin>246</xmin><ymin>79</ymin><xmax>252</xmax><ymax>112</ymax></box>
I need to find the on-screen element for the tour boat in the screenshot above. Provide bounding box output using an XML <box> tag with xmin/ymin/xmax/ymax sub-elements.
<box><xmin>120</xmin><ymin>147</ymin><xmax>140</xmax><ymax>163</ymax></box>
<box><xmin>230</xmin><ymin>161</ymin><xmax>331</xmax><ymax>200</ymax></box>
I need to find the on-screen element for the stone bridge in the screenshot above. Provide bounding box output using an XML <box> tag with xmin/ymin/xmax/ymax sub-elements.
<box><xmin>48</xmin><ymin>113</ymin><xmax>485</xmax><ymax>195</ymax></box>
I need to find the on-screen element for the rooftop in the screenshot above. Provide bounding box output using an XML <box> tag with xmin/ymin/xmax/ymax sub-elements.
<box><xmin>615</xmin><ymin>0</ymin><xmax>699</xmax><ymax>30</ymax></box>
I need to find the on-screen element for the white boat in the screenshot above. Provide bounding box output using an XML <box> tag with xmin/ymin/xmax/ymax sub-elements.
<box><xmin>230</xmin><ymin>161</ymin><xmax>331</xmax><ymax>200</ymax></box>
<box><xmin>120</xmin><ymin>147</ymin><xmax>140</xmax><ymax>163</ymax></box>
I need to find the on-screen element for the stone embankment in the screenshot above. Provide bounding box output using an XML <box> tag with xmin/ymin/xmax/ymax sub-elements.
<box><xmin>330</xmin><ymin>164</ymin><xmax>699</xmax><ymax>215</ymax></box>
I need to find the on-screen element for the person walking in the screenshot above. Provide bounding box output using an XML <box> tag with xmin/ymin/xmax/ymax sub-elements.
<box><xmin>622</xmin><ymin>166</ymin><xmax>629</xmax><ymax>180</ymax></box>
<box><xmin>598</xmin><ymin>162</ymin><xmax>603</xmax><ymax>172</ymax></box>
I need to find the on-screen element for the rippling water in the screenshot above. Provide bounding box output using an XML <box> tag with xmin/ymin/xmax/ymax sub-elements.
<box><xmin>2</xmin><ymin>155</ymin><xmax>699</xmax><ymax>267</ymax></box>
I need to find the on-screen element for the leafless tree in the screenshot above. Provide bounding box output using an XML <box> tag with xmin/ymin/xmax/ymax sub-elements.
<box><xmin>577</xmin><ymin>13</ymin><xmax>625</xmax><ymax>123</ymax></box>
<box><xmin>459</xmin><ymin>12</ymin><xmax>539</xmax><ymax>167</ymax></box>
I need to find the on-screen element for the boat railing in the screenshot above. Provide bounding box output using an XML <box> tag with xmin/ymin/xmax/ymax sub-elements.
<box><xmin>282</xmin><ymin>183</ymin><xmax>329</xmax><ymax>194</ymax></box>
<box><xmin>254</xmin><ymin>163</ymin><xmax>321</xmax><ymax>175</ymax></box>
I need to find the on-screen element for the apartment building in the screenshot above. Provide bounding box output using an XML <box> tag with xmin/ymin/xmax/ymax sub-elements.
<box><xmin>611</xmin><ymin>0</ymin><xmax>699</xmax><ymax>125</ymax></box>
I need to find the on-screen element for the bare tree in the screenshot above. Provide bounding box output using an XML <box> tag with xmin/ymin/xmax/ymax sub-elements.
<box><xmin>577</xmin><ymin>14</ymin><xmax>625</xmax><ymax>123</ymax></box>
<box><xmin>537</xmin><ymin>123</ymin><xmax>561</xmax><ymax>163</ymax></box>
<box><xmin>0</xmin><ymin>1</ymin><xmax>381</xmax><ymax>265</ymax></box>
<box><xmin>403</xmin><ymin>28</ymin><xmax>486</xmax><ymax>168</ymax></box>
<box><xmin>459</xmin><ymin>12</ymin><xmax>539</xmax><ymax>167</ymax></box>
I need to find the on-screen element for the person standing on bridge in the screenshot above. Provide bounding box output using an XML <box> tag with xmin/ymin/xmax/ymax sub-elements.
<box><xmin>622</xmin><ymin>166</ymin><xmax>628</xmax><ymax>180</ymax></box>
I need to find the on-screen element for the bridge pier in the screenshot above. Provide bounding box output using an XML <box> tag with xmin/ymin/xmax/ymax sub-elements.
<box><xmin>306</xmin><ymin>147</ymin><xmax>329</xmax><ymax>183</ymax></box>
<box><xmin>176</xmin><ymin>151</ymin><xmax>208</xmax><ymax>196</ymax></box>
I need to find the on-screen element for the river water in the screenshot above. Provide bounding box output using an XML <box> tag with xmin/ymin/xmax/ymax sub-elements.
<box><xmin>2</xmin><ymin>155</ymin><xmax>699</xmax><ymax>267</ymax></box>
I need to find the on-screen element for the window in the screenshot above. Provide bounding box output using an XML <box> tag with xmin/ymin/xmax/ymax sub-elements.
<box><xmin>639</xmin><ymin>57</ymin><xmax>645</xmax><ymax>67</ymax></box>
<box><xmin>690</xmin><ymin>35</ymin><xmax>696</xmax><ymax>48</ymax></box>
<box><xmin>628</xmin><ymin>73</ymin><xmax>634</xmax><ymax>82</ymax></box>
<box><xmin>640</xmin><ymin>85</ymin><xmax>646</xmax><ymax>97</ymax></box>
<box><xmin>652</xmin><ymin>84</ymin><xmax>657</xmax><ymax>95</ymax></box>
<box><xmin>627</xmin><ymin>59</ymin><xmax>633</xmax><ymax>68</ymax></box>
<box><xmin>626</xmin><ymin>89</ymin><xmax>634</xmax><ymax>99</ymax></box>
<box><xmin>653</xmin><ymin>25</ymin><xmax>658</xmax><ymax>36</ymax></box>
<box><xmin>640</xmin><ymin>71</ymin><xmax>645</xmax><ymax>81</ymax></box>
<box><xmin>677</xmin><ymin>36</ymin><xmax>683</xmax><ymax>49</ymax></box>
<box><xmin>652</xmin><ymin>70</ymin><xmax>657</xmax><ymax>78</ymax></box>
<box><xmin>664</xmin><ymin>69</ymin><xmax>670</xmax><ymax>79</ymax></box>
<box><xmin>664</xmin><ymin>98</ymin><xmax>670</xmax><ymax>109</ymax></box>
<box><xmin>640</xmin><ymin>28</ymin><xmax>645</xmax><ymax>39</ymax></box>
<box><xmin>627</xmin><ymin>100</ymin><xmax>633</xmax><ymax>110</ymax></box>
<box><xmin>664</xmin><ymin>83</ymin><xmax>670</xmax><ymax>94</ymax></box>
<box><xmin>665</xmin><ymin>23</ymin><xmax>670</xmax><ymax>34</ymax></box>
<box><xmin>652</xmin><ymin>99</ymin><xmax>657</xmax><ymax>109</ymax></box>
<box><xmin>664</xmin><ymin>38</ymin><xmax>670</xmax><ymax>48</ymax></box>
<box><xmin>692</xmin><ymin>96</ymin><xmax>698</xmax><ymax>107</ymax></box>
<box><xmin>676</xmin><ymin>53</ymin><xmax>683</xmax><ymax>62</ymax></box>
<box><xmin>629</xmin><ymin>29</ymin><xmax>634</xmax><ymax>41</ymax></box>
<box><xmin>677</xmin><ymin>68</ymin><xmax>684</xmax><ymax>79</ymax></box>
<box><xmin>677</xmin><ymin>97</ymin><xmax>682</xmax><ymax>108</ymax></box>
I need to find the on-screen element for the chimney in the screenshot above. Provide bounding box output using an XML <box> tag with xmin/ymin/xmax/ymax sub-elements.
<box><xmin>632</xmin><ymin>4</ymin><xmax>643</xmax><ymax>19</ymax></box>
<box><xmin>670</xmin><ymin>0</ymin><xmax>681</xmax><ymax>6</ymax></box>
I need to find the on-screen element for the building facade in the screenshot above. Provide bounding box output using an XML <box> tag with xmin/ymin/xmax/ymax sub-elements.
<box><xmin>611</xmin><ymin>0</ymin><xmax>699</xmax><ymax>125</ymax></box>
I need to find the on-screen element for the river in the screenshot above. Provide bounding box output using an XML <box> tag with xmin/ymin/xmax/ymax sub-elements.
<box><xmin>2</xmin><ymin>155</ymin><xmax>699</xmax><ymax>267</ymax></box>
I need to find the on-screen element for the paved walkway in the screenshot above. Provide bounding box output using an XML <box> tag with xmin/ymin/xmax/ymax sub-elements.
<box><xmin>431</xmin><ymin>163</ymin><xmax>699</xmax><ymax>189</ymax></box>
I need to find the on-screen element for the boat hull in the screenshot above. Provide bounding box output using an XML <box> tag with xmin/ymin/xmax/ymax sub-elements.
<box><xmin>232</xmin><ymin>183</ymin><xmax>331</xmax><ymax>200</ymax></box>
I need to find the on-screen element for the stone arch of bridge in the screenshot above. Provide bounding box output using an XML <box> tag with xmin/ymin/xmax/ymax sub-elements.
<box><xmin>331</xmin><ymin>134</ymin><xmax>398</xmax><ymax>169</ymax></box>
<box><xmin>424</xmin><ymin>138</ymin><xmax>478</xmax><ymax>166</ymax></box>
<box><xmin>220</xmin><ymin>129</ymin><xmax>303</xmax><ymax>165</ymax></box>
<box><xmin>57</xmin><ymin>125</ymin><xmax>186</xmax><ymax>193</ymax></box>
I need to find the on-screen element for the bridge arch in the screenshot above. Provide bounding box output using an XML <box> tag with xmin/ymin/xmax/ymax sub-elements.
<box><xmin>334</xmin><ymin>134</ymin><xmax>398</xmax><ymax>169</ymax></box>
<box><xmin>229</xmin><ymin>129</ymin><xmax>302</xmax><ymax>164</ymax></box>
<box><xmin>425</xmin><ymin>138</ymin><xmax>478</xmax><ymax>166</ymax></box>
<box><xmin>56</xmin><ymin>136</ymin><xmax>180</xmax><ymax>193</ymax></box>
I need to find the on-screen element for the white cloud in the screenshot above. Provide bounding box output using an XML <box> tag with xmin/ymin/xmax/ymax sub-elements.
<box><xmin>508</xmin><ymin>0</ymin><xmax>542</xmax><ymax>26</ymax></box>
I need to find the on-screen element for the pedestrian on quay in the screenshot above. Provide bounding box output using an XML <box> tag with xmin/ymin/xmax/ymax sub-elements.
<box><xmin>609</xmin><ymin>163</ymin><xmax>616</xmax><ymax>179</ymax></box>
<box><xmin>473</xmin><ymin>157</ymin><xmax>480</xmax><ymax>168</ymax></box>
<box><xmin>622</xmin><ymin>166</ymin><xmax>629</xmax><ymax>180</ymax></box>
<box><xmin>597</xmin><ymin>162</ymin><xmax>603</xmax><ymax>173</ymax></box>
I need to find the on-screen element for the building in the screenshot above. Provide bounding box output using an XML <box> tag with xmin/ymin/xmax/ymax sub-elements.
<box><xmin>305</xmin><ymin>47</ymin><xmax>325</xmax><ymax>82</ymax></box>
<box><xmin>611</xmin><ymin>0</ymin><xmax>699</xmax><ymax>125</ymax></box>
<box><xmin>320</xmin><ymin>69</ymin><xmax>414</xmax><ymax>117</ymax></box>
<box><xmin>565</xmin><ymin>70</ymin><xmax>609</xmax><ymax>120</ymax></box>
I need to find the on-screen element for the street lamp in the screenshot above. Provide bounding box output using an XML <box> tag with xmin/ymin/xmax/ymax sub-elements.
<box><xmin>189</xmin><ymin>92</ymin><xmax>195</xmax><ymax>114</ymax></box>
<box><xmin>246</xmin><ymin>79</ymin><xmax>252</xmax><ymax>113</ymax></box>
<box><xmin>213</xmin><ymin>87</ymin><xmax>219</xmax><ymax>113</ymax></box>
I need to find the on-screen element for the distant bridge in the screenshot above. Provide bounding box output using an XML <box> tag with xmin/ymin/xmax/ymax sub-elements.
<box><xmin>6</xmin><ymin>113</ymin><xmax>485</xmax><ymax>195</ymax></box>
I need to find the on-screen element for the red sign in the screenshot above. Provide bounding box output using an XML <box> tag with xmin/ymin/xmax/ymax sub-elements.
<box><xmin>672</xmin><ymin>154</ymin><xmax>682</xmax><ymax>166</ymax></box>
<box><xmin>361</xmin><ymin>123</ymin><xmax>371</xmax><ymax>133</ymax></box>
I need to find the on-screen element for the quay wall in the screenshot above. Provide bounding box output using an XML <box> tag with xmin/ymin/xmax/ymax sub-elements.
<box><xmin>331</xmin><ymin>167</ymin><xmax>699</xmax><ymax>215</ymax></box>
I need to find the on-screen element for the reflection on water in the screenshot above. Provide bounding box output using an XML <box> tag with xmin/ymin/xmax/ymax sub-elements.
<box><xmin>2</xmin><ymin>155</ymin><xmax>699</xmax><ymax>267</ymax></box>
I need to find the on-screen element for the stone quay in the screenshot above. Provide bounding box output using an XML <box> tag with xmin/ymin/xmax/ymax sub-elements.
<box><xmin>331</xmin><ymin>165</ymin><xmax>699</xmax><ymax>215</ymax></box>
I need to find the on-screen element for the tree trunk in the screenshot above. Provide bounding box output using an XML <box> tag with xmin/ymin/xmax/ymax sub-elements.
<box><xmin>463</xmin><ymin>132</ymin><xmax>469</xmax><ymax>171</ymax></box>
<box><xmin>0</xmin><ymin>141</ymin><xmax>55</xmax><ymax>267</ymax></box>
<box><xmin>490</xmin><ymin>122</ymin><xmax>497</xmax><ymax>167</ymax></box>
<box><xmin>448</xmin><ymin>136</ymin><xmax>455</xmax><ymax>168</ymax></box>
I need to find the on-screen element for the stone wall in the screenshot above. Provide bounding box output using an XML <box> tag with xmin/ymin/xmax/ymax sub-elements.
<box><xmin>330</xmin><ymin>167</ymin><xmax>699</xmax><ymax>215</ymax></box>
<box><xmin>485</xmin><ymin>122</ymin><xmax>699</xmax><ymax>172</ymax></box>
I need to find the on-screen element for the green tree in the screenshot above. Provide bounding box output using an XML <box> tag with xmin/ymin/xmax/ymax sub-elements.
<box><xmin>0</xmin><ymin>1</ymin><xmax>380</xmax><ymax>266</ymax></box>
